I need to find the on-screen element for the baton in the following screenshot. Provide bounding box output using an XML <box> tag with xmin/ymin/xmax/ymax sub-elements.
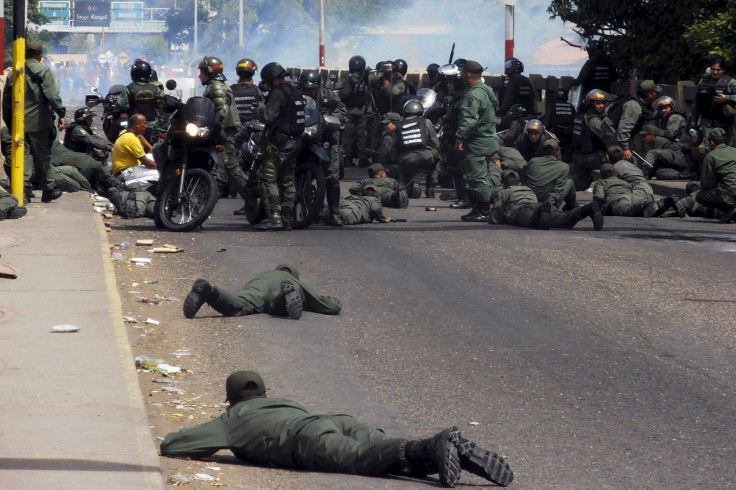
<box><xmin>632</xmin><ymin>150</ymin><xmax>654</xmax><ymax>168</ymax></box>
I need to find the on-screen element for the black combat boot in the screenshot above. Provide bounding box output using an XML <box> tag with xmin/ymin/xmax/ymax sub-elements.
<box><xmin>404</xmin><ymin>427</ymin><xmax>461</xmax><ymax>488</ymax></box>
<box><xmin>183</xmin><ymin>279</ymin><xmax>216</xmax><ymax>318</ymax></box>
<box><xmin>567</xmin><ymin>202</ymin><xmax>604</xmax><ymax>230</ymax></box>
<box><xmin>536</xmin><ymin>202</ymin><xmax>552</xmax><ymax>230</ymax></box>
<box><xmin>454</xmin><ymin>434</ymin><xmax>514</xmax><ymax>487</ymax></box>
<box><xmin>718</xmin><ymin>207</ymin><xmax>736</xmax><ymax>224</ymax></box>
<box><xmin>106</xmin><ymin>187</ymin><xmax>124</xmax><ymax>214</ymax></box>
<box><xmin>461</xmin><ymin>203</ymin><xmax>490</xmax><ymax>223</ymax></box>
<box><xmin>425</xmin><ymin>186</ymin><xmax>436</xmax><ymax>199</ymax></box>
<box><xmin>673</xmin><ymin>197</ymin><xmax>688</xmax><ymax>218</ymax></box>
<box><xmin>233</xmin><ymin>200</ymin><xmax>248</xmax><ymax>215</ymax></box>
<box><xmin>41</xmin><ymin>187</ymin><xmax>63</xmax><ymax>203</ymax></box>
<box><xmin>254</xmin><ymin>211</ymin><xmax>285</xmax><ymax>231</ymax></box>
<box><xmin>325</xmin><ymin>186</ymin><xmax>343</xmax><ymax>226</ymax></box>
<box><xmin>644</xmin><ymin>194</ymin><xmax>678</xmax><ymax>218</ymax></box>
<box><xmin>281</xmin><ymin>281</ymin><xmax>303</xmax><ymax>319</ymax></box>
<box><xmin>282</xmin><ymin>207</ymin><xmax>294</xmax><ymax>231</ymax></box>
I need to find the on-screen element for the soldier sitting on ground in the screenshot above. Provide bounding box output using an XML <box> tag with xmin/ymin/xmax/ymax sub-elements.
<box><xmin>182</xmin><ymin>264</ymin><xmax>341</xmax><ymax>320</ymax></box>
<box><xmin>523</xmin><ymin>139</ymin><xmax>576</xmax><ymax>210</ymax></box>
<box><xmin>512</xmin><ymin>119</ymin><xmax>553</xmax><ymax>162</ymax></box>
<box><xmin>160</xmin><ymin>370</ymin><xmax>514</xmax><ymax>488</ymax></box>
<box><xmin>0</xmin><ymin>187</ymin><xmax>28</xmax><ymax>220</ymax></box>
<box><xmin>348</xmin><ymin>163</ymin><xmax>409</xmax><ymax>209</ymax></box>
<box><xmin>489</xmin><ymin>169</ymin><xmax>604</xmax><ymax>230</ymax></box>
<box><xmin>63</xmin><ymin>107</ymin><xmax>113</xmax><ymax>163</ymax></box>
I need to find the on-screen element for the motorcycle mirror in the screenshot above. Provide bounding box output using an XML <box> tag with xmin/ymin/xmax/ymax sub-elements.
<box><xmin>166</xmin><ymin>79</ymin><xmax>177</xmax><ymax>90</ymax></box>
<box><xmin>90</xmin><ymin>86</ymin><xmax>99</xmax><ymax>94</ymax></box>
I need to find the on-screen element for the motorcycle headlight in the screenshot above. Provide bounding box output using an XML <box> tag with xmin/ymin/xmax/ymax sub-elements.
<box><xmin>185</xmin><ymin>123</ymin><xmax>210</xmax><ymax>138</ymax></box>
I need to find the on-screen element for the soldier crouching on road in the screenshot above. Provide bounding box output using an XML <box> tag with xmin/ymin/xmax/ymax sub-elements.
<box><xmin>160</xmin><ymin>370</ymin><xmax>514</xmax><ymax>488</ymax></box>
<box><xmin>183</xmin><ymin>264</ymin><xmax>341</xmax><ymax>319</ymax></box>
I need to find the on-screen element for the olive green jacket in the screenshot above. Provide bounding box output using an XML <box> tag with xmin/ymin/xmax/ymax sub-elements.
<box><xmin>524</xmin><ymin>155</ymin><xmax>569</xmax><ymax>204</ymax></box>
<box><xmin>203</xmin><ymin>79</ymin><xmax>242</xmax><ymax>129</ymax></box>
<box><xmin>22</xmin><ymin>59</ymin><xmax>66</xmax><ymax>132</ymax></box>
<box><xmin>701</xmin><ymin>143</ymin><xmax>736</xmax><ymax>196</ymax></box>
<box><xmin>456</xmin><ymin>81</ymin><xmax>498</xmax><ymax>155</ymax></box>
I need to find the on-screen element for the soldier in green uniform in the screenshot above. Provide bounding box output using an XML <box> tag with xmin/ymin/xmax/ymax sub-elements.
<box><xmin>673</xmin><ymin>128</ymin><xmax>736</xmax><ymax>222</ymax></box>
<box><xmin>63</xmin><ymin>107</ymin><xmax>113</xmax><ymax>163</ymax></box>
<box><xmin>523</xmin><ymin>139</ymin><xmax>576</xmax><ymax>210</ymax></box>
<box><xmin>182</xmin><ymin>264</ymin><xmax>341</xmax><ymax>320</ymax></box>
<box><xmin>602</xmin><ymin>79</ymin><xmax>661</xmax><ymax>162</ymax></box>
<box><xmin>490</xmin><ymin>169</ymin><xmax>604</xmax><ymax>230</ymax></box>
<box><xmin>0</xmin><ymin>187</ymin><xmax>28</xmax><ymax>220</ymax></box>
<box><xmin>455</xmin><ymin>60</ymin><xmax>499</xmax><ymax>222</ymax></box>
<box><xmin>639</xmin><ymin>124</ymin><xmax>688</xmax><ymax>180</ymax></box>
<box><xmin>198</xmin><ymin>56</ymin><xmax>248</xmax><ymax>202</ymax></box>
<box><xmin>160</xmin><ymin>370</ymin><xmax>514</xmax><ymax>488</ymax></box>
<box><xmin>349</xmin><ymin>163</ymin><xmax>408</xmax><ymax>208</ymax></box>
<box><xmin>592</xmin><ymin>163</ymin><xmax>661</xmax><ymax>217</ymax></box>
<box><xmin>324</xmin><ymin>185</ymin><xmax>399</xmax><ymax>225</ymax></box>
<box><xmin>1</xmin><ymin>42</ymin><xmax>66</xmax><ymax>203</ymax></box>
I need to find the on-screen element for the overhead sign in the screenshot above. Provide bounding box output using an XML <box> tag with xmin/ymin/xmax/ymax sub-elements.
<box><xmin>74</xmin><ymin>2</ymin><xmax>111</xmax><ymax>27</ymax></box>
<box><xmin>111</xmin><ymin>2</ymin><xmax>144</xmax><ymax>22</ymax></box>
<box><xmin>40</xmin><ymin>1</ymin><xmax>71</xmax><ymax>25</ymax></box>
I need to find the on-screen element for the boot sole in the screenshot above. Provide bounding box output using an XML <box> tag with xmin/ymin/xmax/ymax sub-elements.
<box><xmin>456</xmin><ymin>439</ymin><xmax>514</xmax><ymax>486</ymax></box>
<box><xmin>436</xmin><ymin>428</ymin><xmax>461</xmax><ymax>488</ymax></box>
<box><xmin>281</xmin><ymin>281</ymin><xmax>303</xmax><ymax>320</ymax></box>
<box><xmin>183</xmin><ymin>280</ymin><xmax>210</xmax><ymax>319</ymax></box>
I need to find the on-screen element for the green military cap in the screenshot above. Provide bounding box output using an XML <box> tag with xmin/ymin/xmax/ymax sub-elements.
<box><xmin>638</xmin><ymin>80</ymin><xmax>662</xmax><ymax>92</ymax></box>
<box><xmin>542</xmin><ymin>139</ymin><xmax>560</xmax><ymax>154</ymax></box>
<box><xmin>607</xmin><ymin>145</ymin><xmax>623</xmax><ymax>162</ymax></box>
<box><xmin>462</xmin><ymin>60</ymin><xmax>484</xmax><ymax>74</ymax></box>
<box><xmin>381</xmin><ymin>112</ymin><xmax>401</xmax><ymax>124</ymax></box>
<box><xmin>225</xmin><ymin>371</ymin><xmax>266</xmax><ymax>403</ymax></box>
<box><xmin>26</xmin><ymin>42</ymin><xmax>43</xmax><ymax>57</ymax></box>
<box><xmin>501</xmin><ymin>168</ymin><xmax>521</xmax><ymax>186</ymax></box>
<box><xmin>709</xmin><ymin>127</ymin><xmax>727</xmax><ymax>142</ymax></box>
<box><xmin>640</xmin><ymin>124</ymin><xmax>660</xmax><ymax>136</ymax></box>
<box><xmin>367</xmin><ymin>163</ymin><xmax>385</xmax><ymax>176</ymax></box>
<box><xmin>275</xmin><ymin>263</ymin><xmax>299</xmax><ymax>279</ymax></box>
<box><xmin>364</xmin><ymin>184</ymin><xmax>380</xmax><ymax>194</ymax></box>
<box><xmin>600</xmin><ymin>163</ymin><xmax>616</xmax><ymax>177</ymax></box>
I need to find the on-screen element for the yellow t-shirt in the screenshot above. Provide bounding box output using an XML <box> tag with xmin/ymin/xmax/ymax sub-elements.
<box><xmin>112</xmin><ymin>130</ymin><xmax>146</xmax><ymax>175</ymax></box>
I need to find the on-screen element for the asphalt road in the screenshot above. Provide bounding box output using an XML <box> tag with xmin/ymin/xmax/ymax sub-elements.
<box><xmin>112</xmin><ymin>168</ymin><xmax>736</xmax><ymax>489</ymax></box>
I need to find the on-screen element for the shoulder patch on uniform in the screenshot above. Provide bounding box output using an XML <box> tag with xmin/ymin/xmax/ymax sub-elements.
<box><xmin>467</xmin><ymin>96</ymin><xmax>477</xmax><ymax>107</ymax></box>
<box><xmin>626</xmin><ymin>109</ymin><xmax>635</xmax><ymax>118</ymax></box>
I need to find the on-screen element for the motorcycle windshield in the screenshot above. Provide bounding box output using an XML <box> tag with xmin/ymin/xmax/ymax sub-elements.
<box><xmin>183</xmin><ymin>96</ymin><xmax>217</xmax><ymax>127</ymax></box>
<box><xmin>304</xmin><ymin>96</ymin><xmax>320</xmax><ymax>128</ymax></box>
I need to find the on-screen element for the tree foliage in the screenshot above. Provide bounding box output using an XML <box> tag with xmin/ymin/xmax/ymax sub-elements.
<box><xmin>547</xmin><ymin>0</ymin><xmax>732</xmax><ymax>83</ymax></box>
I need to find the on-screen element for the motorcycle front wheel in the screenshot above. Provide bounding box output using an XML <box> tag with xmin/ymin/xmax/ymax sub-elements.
<box><xmin>157</xmin><ymin>167</ymin><xmax>218</xmax><ymax>232</ymax></box>
<box><xmin>243</xmin><ymin>183</ymin><xmax>265</xmax><ymax>225</ymax></box>
<box><xmin>292</xmin><ymin>161</ymin><xmax>326</xmax><ymax>229</ymax></box>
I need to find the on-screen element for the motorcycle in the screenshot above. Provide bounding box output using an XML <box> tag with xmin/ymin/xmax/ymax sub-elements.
<box><xmin>151</xmin><ymin>80</ymin><xmax>225</xmax><ymax>232</ymax></box>
<box><xmin>240</xmin><ymin>96</ymin><xmax>337</xmax><ymax>229</ymax></box>
<box><xmin>85</xmin><ymin>84</ymin><xmax>128</xmax><ymax>143</ymax></box>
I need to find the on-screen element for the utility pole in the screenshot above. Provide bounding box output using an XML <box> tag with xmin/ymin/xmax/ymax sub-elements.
<box><xmin>503</xmin><ymin>0</ymin><xmax>515</xmax><ymax>62</ymax></box>
<box><xmin>193</xmin><ymin>0</ymin><xmax>198</xmax><ymax>56</ymax></box>
<box><xmin>10</xmin><ymin>0</ymin><xmax>26</xmax><ymax>203</ymax></box>
<box><xmin>239</xmin><ymin>0</ymin><xmax>243</xmax><ymax>49</ymax></box>
<box><xmin>318</xmin><ymin>0</ymin><xmax>325</xmax><ymax>67</ymax></box>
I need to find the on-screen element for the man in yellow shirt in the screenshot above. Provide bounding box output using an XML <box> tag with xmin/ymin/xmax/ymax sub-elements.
<box><xmin>112</xmin><ymin>114</ymin><xmax>157</xmax><ymax>188</ymax></box>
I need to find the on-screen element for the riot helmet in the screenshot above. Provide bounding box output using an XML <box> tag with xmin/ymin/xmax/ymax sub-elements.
<box><xmin>504</xmin><ymin>57</ymin><xmax>524</xmax><ymax>75</ymax></box>
<box><xmin>525</xmin><ymin>119</ymin><xmax>544</xmax><ymax>134</ymax></box>
<box><xmin>349</xmin><ymin>55</ymin><xmax>366</xmax><ymax>72</ymax></box>
<box><xmin>236</xmin><ymin>58</ymin><xmax>258</xmax><ymax>79</ymax></box>
<box><xmin>509</xmin><ymin>104</ymin><xmax>527</xmax><ymax>118</ymax></box>
<box><xmin>378</xmin><ymin>61</ymin><xmax>394</xmax><ymax>74</ymax></box>
<box><xmin>130</xmin><ymin>59</ymin><xmax>152</xmax><ymax>83</ymax></box>
<box><xmin>586</xmin><ymin>89</ymin><xmax>608</xmax><ymax>102</ymax></box>
<box><xmin>393</xmin><ymin>59</ymin><xmax>408</xmax><ymax>76</ymax></box>
<box><xmin>149</xmin><ymin>69</ymin><xmax>158</xmax><ymax>82</ymax></box>
<box><xmin>403</xmin><ymin>99</ymin><xmax>424</xmax><ymax>116</ymax></box>
<box><xmin>74</xmin><ymin>107</ymin><xmax>95</xmax><ymax>120</ymax></box>
<box><xmin>260</xmin><ymin>62</ymin><xmax>287</xmax><ymax>85</ymax></box>
<box><xmin>426</xmin><ymin>63</ymin><xmax>440</xmax><ymax>80</ymax></box>
<box><xmin>298</xmin><ymin>69</ymin><xmax>321</xmax><ymax>90</ymax></box>
<box><xmin>199</xmin><ymin>56</ymin><xmax>226</xmax><ymax>81</ymax></box>
<box><xmin>453</xmin><ymin>58</ymin><xmax>468</xmax><ymax>69</ymax></box>
<box><xmin>652</xmin><ymin>95</ymin><xmax>674</xmax><ymax>110</ymax></box>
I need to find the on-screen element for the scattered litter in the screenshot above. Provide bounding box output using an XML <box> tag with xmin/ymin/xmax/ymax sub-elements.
<box><xmin>204</xmin><ymin>466</ymin><xmax>221</xmax><ymax>471</ymax></box>
<box><xmin>119</xmin><ymin>241</ymin><xmax>130</xmax><ymax>250</ymax></box>
<box><xmin>153</xmin><ymin>378</ymin><xmax>175</xmax><ymax>384</ymax></box>
<box><xmin>468</xmin><ymin>421</ymin><xmax>480</xmax><ymax>426</ymax></box>
<box><xmin>217</xmin><ymin>248</ymin><xmax>226</xmax><ymax>252</ymax></box>
<box><xmin>165</xmin><ymin>296</ymin><xmax>179</xmax><ymax>301</ymax></box>
<box><xmin>136</xmin><ymin>296</ymin><xmax>161</xmax><ymax>305</ymax></box>
<box><xmin>144</xmin><ymin>280</ymin><xmax>159</xmax><ymax>284</ymax></box>
<box><xmin>153</xmin><ymin>244</ymin><xmax>184</xmax><ymax>253</ymax></box>
<box><xmin>137</xmin><ymin>239</ymin><xmax>154</xmax><ymax>246</ymax></box>
<box><xmin>50</xmin><ymin>324</ymin><xmax>80</xmax><ymax>333</ymax></box>
<box><xmin>167</xmin><ymin>473</ymin><xmax>191</xmax><ymax>484</ymax></box>
<box><xmin>162</xmin><ymin>386</ymin><xmax>186</xmax><ymax>393</ymax></box>
<box><xmin>171</xmin><ymin>351</ymin><xmax>192</xmax><ymax>357</ymax></box>
<box><xmin>123</xmin><ymin>316</ymin><xmax>138</xmax><ymax>323</ymax></box>
<box><xmin>194</xmin><ymin>473</ymin><xmax>215</xmax><ymax>481</ymax></box>
<box><xmin>132</xmin><ymin>257</ymin><xmax>152</xmax><ymax>265</ymax></box>
<box><xmin>156</xmin><ymin>436</ymin><xmax>165</xmax><ymax>440</ymax></box>
<box><xmin>111</xmin><ymin>252</ymin><xmax>125</xmax><ymax>262</ymax></box>
<box><xmin>135</xmin><ymin>355</ymin><xmax>164</xmax><ymax>369</ymax></box>
<box><xmin>153</xmin><ymin>364</ymin><xmax>182</xmax><ymax>375</ymax></box>
<box><xmin>144</xmin><ymin>318</ymin><xmax>160</xmax><ymax>325</ymax></box>
<box><xmin>171</xmin><ymin>413</ymin><xmax>184</xmax><ymax>419</ymax></box>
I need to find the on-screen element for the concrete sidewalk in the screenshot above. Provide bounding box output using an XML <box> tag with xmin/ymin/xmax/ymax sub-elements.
<box><xmin>0</xmin><ymin>192</ymin><xmax>163</xmax><ymax>489</ymax></box>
